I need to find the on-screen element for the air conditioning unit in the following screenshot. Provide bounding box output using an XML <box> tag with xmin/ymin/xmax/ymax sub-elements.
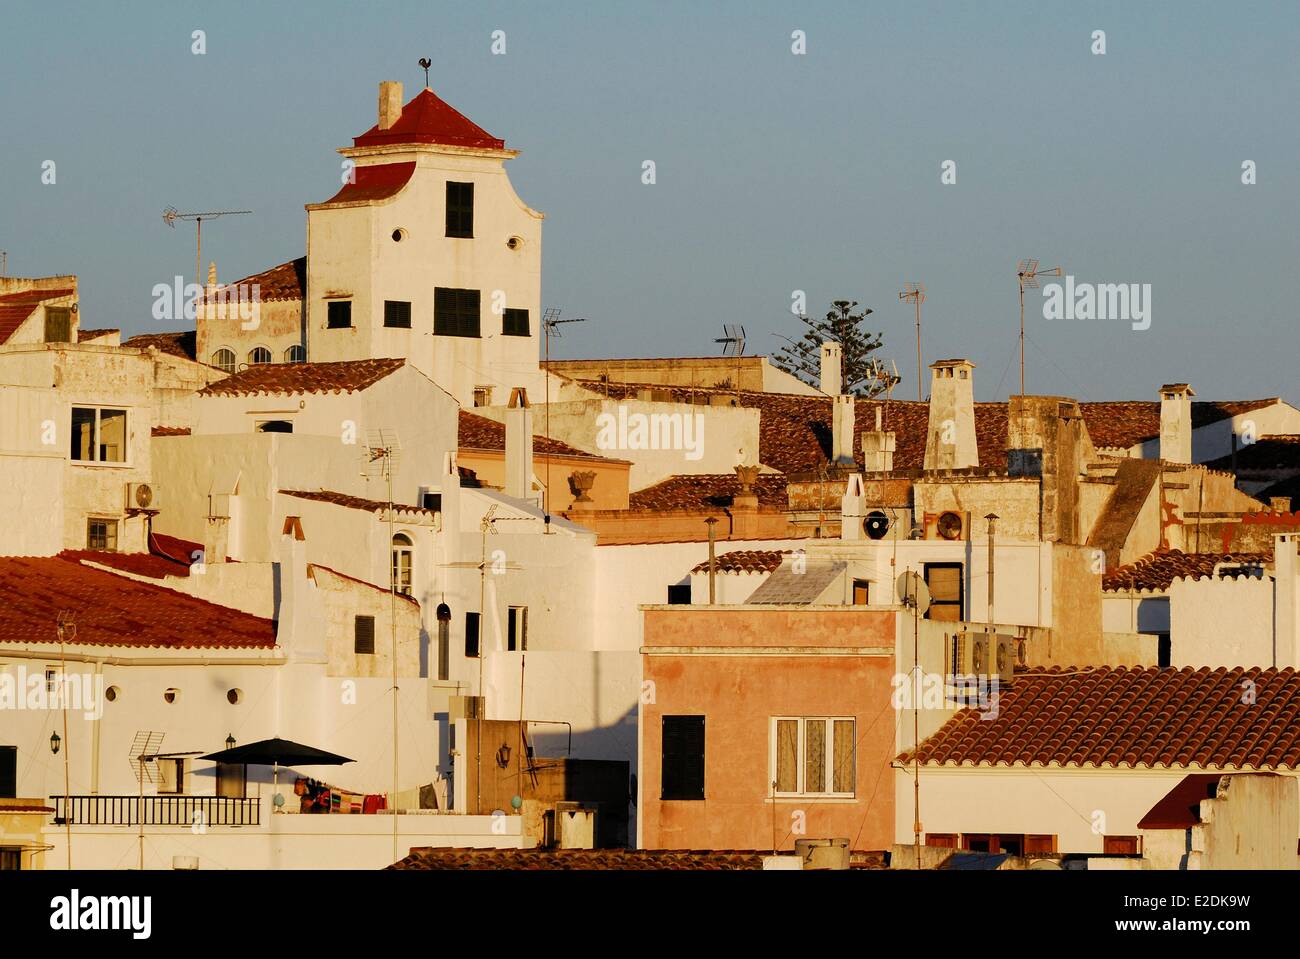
<box><xmin>126</xmin><ymin>482</ymin><xmax>161</xmax><ymax>510</ymax></box>
<box><xmin>449</xmin><ymin>695</ymin><xmax>484</xmax><ymax>721</ymax></box>
<box><xmin>927</xmin><ymin>509</ymin><xmax>969</xmax><ymax>541</ymax></box>
<box><xmin>948</xmin><ymin>630</ymin><xmax>1015</xmax><ymax>685</ymax></box>
<box><xmin>857</xmin><ymin>506</ymin><xmax>915</xmax><ymax>541</ymax></box>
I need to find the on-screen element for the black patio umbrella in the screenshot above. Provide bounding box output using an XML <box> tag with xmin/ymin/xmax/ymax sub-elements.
<box><xmin>200</xmin><ymin>738</ymin><xmax>354</xmax><ymax>807</ymax></box>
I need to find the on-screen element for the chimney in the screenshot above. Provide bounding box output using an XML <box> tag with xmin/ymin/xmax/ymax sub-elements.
<box><xmin>378</xmin><ymin>81</ymin><xmax>404</xmax><ymax>131</ymax></box>
<box><xmin>841</xmin><ymin>473</ymin><xmax>866</xmax><ymax>540</ymax></box>
<box><xmin>206</xmin><ymin>261</ymin><xmax>217</xmax><ymax>291</ymax></box>
<box><xmin>1274</xmin><ymin>533</ymin><xmax>1299</xmax><ymax>668</ymax></box>
<box><xmin>277</xmin><ymin>516</ymin><xmax>321</xmax><ymax>662</ymax></box>
<box><xmin>505</xmin><ymin>387</ymin><xmax>535</xmax><ymax>502</ymax></box>
<box><xmin>924</xmin><ymin>359</ymin><xmax>978</xmax><ymax>470</ymax></box>
<box><xmin>1271</xmin><ymin>496</ymin><xmax>1293</xmax><ymax>513</ymax></box>
<box><xmin>831</xmin><ymin>395</ymin><xmax>855</xmax><ymax>466</ymax></box>
<box><xmin>861</xmin><ymin>406</ymin><xmax>896</xmax><ymax>472</ymax></box>
<box><xmin>820</xmin><ymin>342</ymin><xmax>842</xmax><ymax>396</ymax></box>
<box><xmin>1159</xmin><ymin>383</ymin><xmax>1194</xmax><ymax>463</ymax></box>
<box><xmin>204</xmin><ymin>494</ymin><xmax>231</xmax><ymax>565</ymax></box>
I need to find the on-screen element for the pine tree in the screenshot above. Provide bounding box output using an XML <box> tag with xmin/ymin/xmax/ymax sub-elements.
<box><xmin>772</xmin><ymin>300</ymin><xmax>897</xmax><ymax>397</ymax></box>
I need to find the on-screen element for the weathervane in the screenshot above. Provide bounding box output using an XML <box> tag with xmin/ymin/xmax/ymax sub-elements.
<box><xmin>419</xmin><ymin>57</ymin><xmax>432</xmax><ymax>88</ymax></box>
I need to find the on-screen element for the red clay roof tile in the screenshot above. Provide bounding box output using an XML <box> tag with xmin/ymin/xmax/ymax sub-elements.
<box><xmin>457</xmin><ymin>409</ymin><xmax>620</xmax><ymax>461</ymax></box>
<box><xmin>1102</xmin><ymin>549</ymin><xmax>1270</xmax><ymax>592</ymax></box>
<box><xmin>317</xmin><ymin>163</ymin><xmax>416</xmax><ymax>206</ymax></box>
<box><xmin>690</xmin><ymin>549</ymin><xmax>791</xmax><ymax>574</ymax></box>
<box><xmin>199</xmin><ymin>358</ymin><xmax>405</xmax><ymax>397</ymax></box>
<box><xmin>904</xmin><ymin>666</ymin><xmax>1300</xmax><ymax>770</ymax></box>
<box><xmin>353</xmin><ymin>88</ymin><xmax>504</xmax><ymax>150</ymax></box>
<box><xmin>123</xmin><ymin>330</ymin><xmax>197</xmax><ymax>361</ymax></box>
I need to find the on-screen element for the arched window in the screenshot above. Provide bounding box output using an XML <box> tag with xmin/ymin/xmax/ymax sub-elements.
<box><xmin>248</xmin><ymin>347</ymin><xmax>272</xmax><ymax>366</ymax></box>
<box><xmin>284</xmin><ymin>344</ymin><xmax>306</xmax><ymax>364</ymax></box>
<box><xmin>212</xmin><ymin>348</ymin><xmax>236</xmax><ymax>373</ymax></box>
<box><xmin>391</xmin><ymin>533</ymin><xmax>413</xmax><ymax>596</ymax></box>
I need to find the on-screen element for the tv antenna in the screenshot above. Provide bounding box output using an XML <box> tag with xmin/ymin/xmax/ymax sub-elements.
<box><xmin>1015</xmin><ymin>258</ymin><xmax>1062</xmax><ymax>396</ymax></box>
<box><xmin>898</xmin><ymin>283</ymin><xmax>927</xmax><ymax>401</ymax></box>
<box><xmin>419</xmin><ymin>57</ymin><xmax>432</xmax><ymax>88</ymax></box>
<box><xmin>541</xmin><ymin>308</ymin><xmax>588</xmax><ymax>521</ymax></box>
<box><xmin>162</xmin><ymin>207</ymin><xmax>252</xmax><ymax>289</ymax></box>
<box><xmin>715</xmin><ymin>323</ymin><xmax>746</xmax><ymax>405</ymax></box>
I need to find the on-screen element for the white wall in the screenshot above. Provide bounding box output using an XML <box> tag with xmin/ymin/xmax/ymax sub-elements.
<box><xmin>1169</xmin><ymin>575</ymin><xmax>1277</xmax><ymax>667</ymax></box>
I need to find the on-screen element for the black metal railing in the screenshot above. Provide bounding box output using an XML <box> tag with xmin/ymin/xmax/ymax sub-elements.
<box><xmin>51</xmin><ymin>794</ymin><xmax>261</xmax><ymax>827</ymax></box>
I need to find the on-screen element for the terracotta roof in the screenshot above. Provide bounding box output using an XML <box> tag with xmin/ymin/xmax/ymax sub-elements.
<box><xmin>903</xmin><ymin>666</ymin><xmax>1300</xmax><ymax>770</ymax></box>
<box><xmin>317</xmin><ymin>163</ymin><xmax>416</xmax><ymax>206</ymax></box>
<box><xmin>0</xmin><ymin>556</ymin><xmax>275</xmax><ymax>649</ymax></box>
<box><xmin>199</xmin><ymin>358</ymin><xmax>405</xmax><ymax>397</ymax></box>
<box><xmin>457</xmin><ymin>410</ymin><xmax>619</xmax><ymax>461</ymax></box>
<box><xmin>0</xmin><ymin>287</ymin><xmax>75</xmax><ymax>345</ymax></box>
<box><xmin>353</xmin><ymin>88</ymin><xmax>505</xmax><ymax>150</ymax></box>
<box><xmin>123</xmin><ymin>330</ymin><xmax>197</xmax><ymax>361</ymax></box>
<box><xmin>1102</xmin><ymin>549</ymin><xmax>1270</xmax><ymax>592</ymax></box>
<box><xmin>691</xmin><ymin>549</ymin><xmax>790</xmax><ymax>574</ymax></box>
<box><xmin>59</xmin><ymin>533</ymin><xmax>203</xmax><ymax>580</ymax></box>
<box><xmin>1087</xmin><ymin>458</ymin><xmax>1162</xmax><ymax>568</ymax></box>
<box><xmin>1080</xmin><ymin>399</ymin><xmax>1279</xmax><ymax>450</ymax></box>
<box><xmin>1137</xmin><ymin>773</ymin><xmax>1225</xmax><ymax>829</ymax></box>
<box><xmin>76</xmin><ymin>328</ymin><xmax>119</xmax><ymax>340</ymax></box>
<box><xmin>280</xmin><ymin>489</ymin><xmax>438</xmax><ymax>520</ymax></box>
<box><xmin>151</xmin><ymin>425</ymin><xmax>191</xmax><ymax>437</ymax></box>
<box><xmin>200</xmin><ymin>257</ymin><xmax>305</xmax><ymax>305</ymax></box>
<box><xmin>388</xmin><ymin>847</ymin><xmax>768</xmax><ymax>871</ymax></box>
<box><xmin>0</xmin><ymin>800</ymin><xmax>56</xmax><ymax>814</ymax></box>
<box><xmin>629</xmin><ymin>473</ymin><xmax>789</xmax><ymax>511</ymax></box>
<box><xmin>1204</xmin><ymin>435</ymin><xmax>1300</xmax><ymax>473</ymax></box>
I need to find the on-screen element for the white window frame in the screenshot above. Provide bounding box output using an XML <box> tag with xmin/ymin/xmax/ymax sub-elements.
<box><xmin>69</xmin><ymin>405</ymin><xmax>131</xmax><ymax>466</ymax></box>
<box><xmin>391</xmin><ymin>533</ymin><xmax>413</xmax><ymax>596</ymax></box>
<box><xmin>769</xmin><ymin>716</ymin><xmax>856</xmax><ymax>799</ymax></box>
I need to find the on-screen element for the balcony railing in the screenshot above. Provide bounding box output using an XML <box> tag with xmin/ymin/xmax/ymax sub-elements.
<box><xmin>51</xmin><ymin>794</ymin><xmax>261</xmax><ymax>827</ymax></box>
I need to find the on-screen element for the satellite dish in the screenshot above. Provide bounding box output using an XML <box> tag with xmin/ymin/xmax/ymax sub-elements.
<box><xmin>864</xmin><ymin>509</ymin><xmax>890</xmax><ymax>540</ymax></box>
<box><xmin>895</xmin><ymin>571</ymin><xmax>931</xmax><ymax>615</ymax></box>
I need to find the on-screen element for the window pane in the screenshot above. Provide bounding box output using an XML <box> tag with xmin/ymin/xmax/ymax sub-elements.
<box><xmin>70</xmin><ymin>407</ymin><xmax>96</xmax><ymax>461</ymax></box>
<box><xmin>805</xmin><ymin>719</ymin><xmax>825</xmax><ymax>794</ymax></box>
<box><xmin>98</xmin><ymin>409</ymin><xmax>127</xmax><ymax>462</ymax></box>
<box><xmin>775</xmin><ymin>720</ymin><xmax>798</xmax><ymax>793</ymax></box>
<box><xmin>833</xmin><ymin>719</ymin><xmax>855</xmax><ymax>793</ymax></box>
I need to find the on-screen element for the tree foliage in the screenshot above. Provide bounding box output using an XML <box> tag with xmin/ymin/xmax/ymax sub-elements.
<box><xmin>772</xmin><ymin>300</ymin><xmax>898</xmax><ymax>398</ymax></box>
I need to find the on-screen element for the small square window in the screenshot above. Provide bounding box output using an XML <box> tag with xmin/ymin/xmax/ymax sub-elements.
<box><xmin>384</xmin><ymin>300</ymin><xmax>412</xmax><ymax>329</ymax></box>
<box><xmin>327</xmin><ymin>301</ymin><xmax>352</xmax><ymax>329</ymax></box>
<box><xmin>87</xmin><ymin>519</ymin><xmax>118</xmax><ymax>551</ymax></box>
<box><xmin>472</xmin><ymin>387</ymin><xmax>491</xmax><ymax>408</ymax></box>
<box><xmin>502</xmin><ymin>308</ymin><xmax>530</xmax><ymax>337</ymax></box>
<box><xmin>435</xmin><ymin>287</ymin><xmax>480</xmax><ymax>338</ymax></box>
<box><xmin>70</xmin><ymin>407</ymin><xmax>128</xmax><ymax>464</ymax></box>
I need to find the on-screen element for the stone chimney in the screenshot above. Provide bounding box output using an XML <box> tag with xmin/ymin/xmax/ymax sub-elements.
<box><xmin>378</xmin><ymin>81</ymin><xmax>404</xmax><ymax>131</ymax></box>
<box><xmin>1159</xmin><ymin>383</ymin><xmax>1195</xmax><ymax>463</ymax></box>
<box><xmin>924</xmin><ymin>359</ymin><xmax>978</xmax><ymax>470</ymax></box>
<box><xmin>206</xmin><ymin>261</ymin><xmax>217</xmax><ymax>291</ymax></box>
<box><xmin>861</xmin><ymin>406</ymin><xmax>896</xmax><ymax>472</ymax></box>
<box><xmin>733</xmin><ymin>464</ymin><xmax>760</xmax><ymax>510</ymax></box>
<box><xmin>820</xmin><ymin>342</ymin><xmax>842</xmax><ymax>396</ymax></box>
<box><xmin>831</xmin><ymin>395</ymin><xmax>855</xmax><ymax>466</ymax></box>
<box><xmin>505</xmin><ymin>388</ymin><xmax>535</xmax><ymax>502</ymax></box>
<box><xmin>1271</xmin><ymin>496</ymin><xmax>1293</xmax><ymax>513</ymax></box>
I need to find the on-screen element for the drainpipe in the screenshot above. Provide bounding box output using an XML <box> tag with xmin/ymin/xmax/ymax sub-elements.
<box><xmin>705</xmin><ymin>517</ymin><xmax>719</xmax><ymax>604</ymax></box>
<box><xmin>90</xmin><ymin>659</ymin><xmax>103</xmax><ymax>794</ymax></box>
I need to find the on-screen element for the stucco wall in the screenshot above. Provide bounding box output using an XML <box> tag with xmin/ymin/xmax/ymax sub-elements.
<box><xmin>1169</xmin><ymin>575</ymin><xmax>1277</xmax><ymax>667</ymax></box>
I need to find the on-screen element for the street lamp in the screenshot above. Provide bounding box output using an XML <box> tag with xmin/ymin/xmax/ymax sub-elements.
<box><xmin>225</xmin><ymin>734</ymin><xmax>236</xmax><ymax>751</ymax></box>
<box><xmin>50</xmin><ymin>731</ymin><xmax>61</xmax><ymax>754</ymax></box>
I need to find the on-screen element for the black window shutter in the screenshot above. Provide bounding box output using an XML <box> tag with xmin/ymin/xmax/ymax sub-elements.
<box><xmin>661</xmin><ymin>716</ymin><xmax>705</xmax><ymax>800</ymax></box>
<box><xmin>354</xmin><ymin>615</ymin><xmax>375</xmax><ymax>654</ymax></box>
<box><xmin>446</xmin><ymin>181</ymin><xmax>474</xmax><ymax>237</ymax></box>
<box><xmin>327</xmin><ymin>301</ymin><xmax>352</xmax><ymax>329</ymax></box>
<box><xmin>0</xmin><ymin>746</ymin><xmax>16</xmax><ymax>798</ymax></box>
<box><xmin>435</xmin><ymin>287</ymin><xmax>481</xmax><ymax>338</ymax></box>
<box><xmin>465</xmin><ymin>612</ymin><xmax>481</xmax><ymax>658</ymax></box>
<box><xmin>384</xmin><ymin>300</ymin><xmax>412</xmax><ymax>329</ymax></box>
<box><xmin>502</xmin><ymin>308</ymin><xmax>530</xmax><ymax>337</ymax></box>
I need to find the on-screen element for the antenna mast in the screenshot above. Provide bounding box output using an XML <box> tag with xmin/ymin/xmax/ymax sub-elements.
<box><xmin>162</xmin><ymin>207</ymin><xmax>253</xmax><ymax>288</ymax></box>
<box><xmin>542</xmin><ymin>308</ymin><xmax>587</xmax><ymax>523</ymax></box>
<box><xmin>898</xmin><ymin>283</ymin><xmax>926</xmax><ymax>401</ymax></box>
<box><xmin>715</xmin><ymin>323</ymin><xmax>747</xmax><ymax>406</ymax></box>
<box><xmin>1015</xmin><ymin>258</ymin><xmax>1062</xmax><ymax>395</ymax></box>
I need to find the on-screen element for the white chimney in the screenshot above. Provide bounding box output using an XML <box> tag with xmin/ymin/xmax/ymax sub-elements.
<box><xmin>820</xmin><ymin>342</ymin><xmax>842</xmax><ymax>396</ymax></box>
<box><xmin>861</xmin><ymin>406</ymin><xmax>896</xmax><ymax>472</ymax></box>
<box><xmin>923</xmin><ymin>359</ymin><xmax>978</xmax><ymax>470</ymax></box>
<box><xmin>1159</xmin><ymin>383</ymin><xmax>1194</xmax><ymax>463</ymax></box>
<box><xmin>1274</xmin><ymin>533</ymin><xmax>1299</xmax><ymax>668</ymax></box>
<box><xmin>841</xmin><ymin>473</ymin><xmax>866</xmax><ymax>540</ymax></box>
<box><xmin>378</xmin><ymin>81</ymin><xmax>403</xmax><ymax>131</ymax></box>
<box><xmin>831</xmin><ymin>394</ymin><xmax>855</xmax><ymax>466</ymax></box>
<box><xmin>505</xmin><ymin>388</ymin><xmax>535</xmax><ymax>502</ymax></box>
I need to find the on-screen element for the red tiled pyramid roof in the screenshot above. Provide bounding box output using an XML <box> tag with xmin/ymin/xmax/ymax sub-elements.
<box><xmin>353</xmin><ymin>88</ymin><xmax>504</xmax><ymax>150</ymax></box>
<box><xmin>317</xmin><ymin>163</ymin><xmax>416</xmax><ymax>206</ymax></box>
<box><xmin>903</xmin><ymin>666</ymin><xmax>1300</xmax><ymax>770</ymax></box>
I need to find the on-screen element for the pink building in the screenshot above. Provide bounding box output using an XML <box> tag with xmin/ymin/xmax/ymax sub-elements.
<box><xmin>639</xmin><ymin>605</ymin><xmax>897</xmax><ymax>853</ymax></box>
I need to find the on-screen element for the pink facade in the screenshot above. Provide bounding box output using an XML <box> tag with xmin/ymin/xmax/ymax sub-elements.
<box><xmin>639</xmin><ymin>606</ymin><xmax>897</xmax><ymax>852</ymax></box>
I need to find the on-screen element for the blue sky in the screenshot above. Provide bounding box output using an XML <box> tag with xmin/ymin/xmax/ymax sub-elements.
<box><xmin>2</xmin><ymin>1</ymin><xmax>1296</xmax><ymax>401</ymax></box>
